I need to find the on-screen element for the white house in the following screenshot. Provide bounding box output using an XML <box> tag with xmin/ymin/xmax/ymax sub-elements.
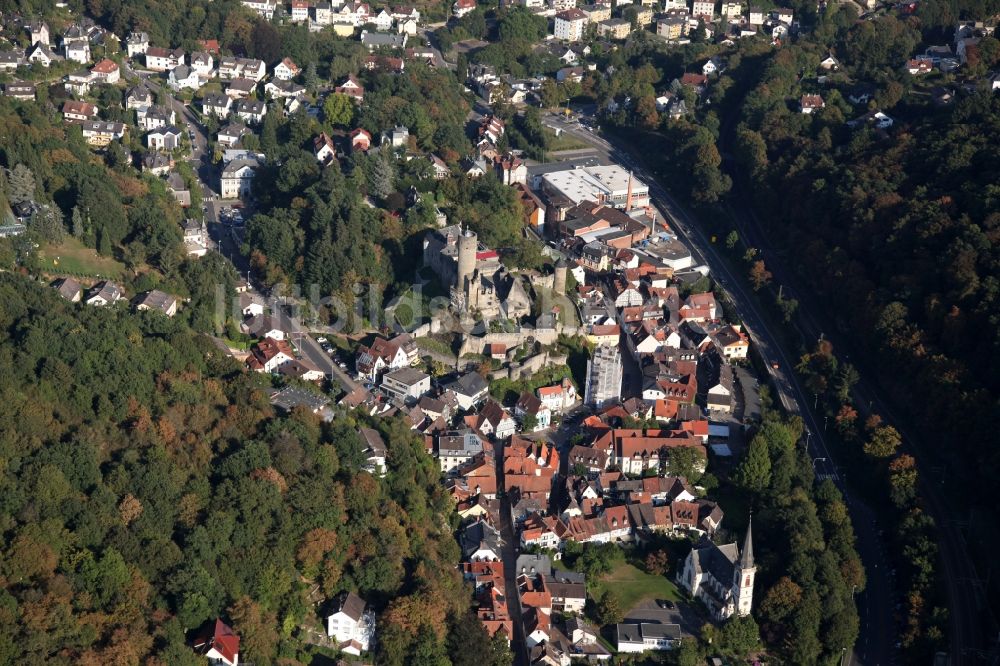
<box><xmin>536</xmin><ymin>378</ymin><xmax>577</xmax><ymax>413</ymax></box>
<box><xmin>220</xmin><ymin>160</ymin><xmax>257</xmax><ymax>199</ymax></box>
<box><xmin>326</xmin><ymin>591</ymin><xmax>375</xmax><ymax>656</ymax></box>
<box><xmin>374</xmin><ymin>9</ymin><xmax>394</xmax><ymax>30</ymax></box>
<box><xmin>126</xmin><ymin>31</ymin><xmax>149</xmax><ymax>57</ymax></box>
<box><xmin>616</xmin><ymin>623</ymin><xmax>682</xmax><ymax>653</ymax></box>
<box><xmin>202</xmin><ymin>92</ymin><xmax>233</xmax><ymax>119</ymax></box>
<box><xmin>64</xmin><ymin>41</ymin><xmax>90</xmax><ymax>64</ymax></box>
<box><xmin>27</xmin><ymin>43</ymin><xmax>59</xmax><ymax>67</ymax></box>
<box><xmin>168</xmin><ymin>65</ymin><xmax>200</xmax><ymax>90</ymax></box>
<box><xmin>273</xmin><ymin>57</ymin><xmax>300</xmax><ymax>80</ymax></box>
<box><xmin>147</xmin><ymin>126</ymin><xmax>183</xmax><ymax>151</ymax></box>
<box><xmin>85</xmin><ymin>281</ymin><xmax>122</xmax><ymax>307</ymax></box>
<box><xmin>145</xmin><ymin>47</ymin><xmax>185</xmax><ymax>72</ymax></box>
<box><xmin>190</xmin><ymin>51</ymin><xmax>214</xmax><ymax>76</ymax></box>
<box><xmin>192</xmin><ymin>619</ymin><xmax>240</xmax><ymax>666</ymax></box>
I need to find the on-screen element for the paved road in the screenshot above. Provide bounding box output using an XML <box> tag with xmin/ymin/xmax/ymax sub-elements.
<box><xmin>545</xmin><ymin>115</ymin><xmax>895</xmax><ymax>665</ymax></box>
<box><xmin>492</xmin><ymin>438</ymin><xmax>530</xmax><ymax>666</ymax></box>
<box><xmin>717</xmin><ymin>116</ymin><xmax>992</xmax><ymax>664</ymax></box>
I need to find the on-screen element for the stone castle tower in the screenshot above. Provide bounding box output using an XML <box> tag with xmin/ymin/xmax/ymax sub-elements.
<box><xmin>553</xmin><ymin>258</ymin><xmax>568</xmax><ymax>297</ymax></box>
<box><xmin>456</xmin><ymin>228</ymin><xmax>478</xmax><ymax>311</ymax></box>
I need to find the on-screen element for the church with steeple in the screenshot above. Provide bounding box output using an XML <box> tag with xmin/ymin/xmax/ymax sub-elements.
<box><xmin>677</xmin><ymin>518</ymin><xmax>755</xmax><ymax>621</ymax></box>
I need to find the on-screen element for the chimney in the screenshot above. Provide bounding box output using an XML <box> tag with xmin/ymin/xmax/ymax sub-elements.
<box><xmin>625</xmin><ymin>170</ymin><xmax>634</xmax><ymax>212</ymax></box>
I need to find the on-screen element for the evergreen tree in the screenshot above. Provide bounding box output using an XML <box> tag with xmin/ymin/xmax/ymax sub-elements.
<box><xmin>735</xmin><ymin>435</ymin><xmax>772</xmax><ymax>493</ymax></box>
<box><xmin>8</xmin><ymin>164</ymin><xmax>35</xmax><ymax>204</ymax></box>
<box><xmin>71</xmin><ymin>205</ymin><xmax>85</xmax><ymax>237</ymax></box>
<box><xmin>304</xmin><ymin>61</ymin><xmax>319</xmax><ymax>92</ymax></box>
<box><xmin>369</xmin><ymin>149</ymin><xmax>396</xmax><ymax>199</ymax></box>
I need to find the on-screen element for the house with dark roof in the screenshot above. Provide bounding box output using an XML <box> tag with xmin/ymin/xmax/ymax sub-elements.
<box><xmin>445</xmin><ymin>372</ymin><xmax>490</xmax><ymax>410</ymax></box>
<box><xmin>326</xmin><ymin>591</ymin><xmax>375</xmax><ymax>656</ymax></box>
<box><xmin>51</xmin><ymin>277</ymin><xmax>82</xmax><ymax>302</ymax></box>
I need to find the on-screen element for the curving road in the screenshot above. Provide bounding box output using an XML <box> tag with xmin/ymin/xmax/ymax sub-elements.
<box><xmin>543</xmin><ymin>114</ymin><xmax>895</xmax><ymax>665</ymax></box>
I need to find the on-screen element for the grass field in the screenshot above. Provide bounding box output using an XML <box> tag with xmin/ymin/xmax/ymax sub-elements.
<box><xmin>38</xmin><ymin>237</ymin><xmax>125</xmax><ymax>279</ymax></box>
<box><xmin>546</xmin><ymin>128</ymin><xmax>589</xmax><ymax>152</ymax></box>
<box><xmin>593</xmin><ymin>562</ymin><xmax>682</xmax><ymax>611</ymax></box>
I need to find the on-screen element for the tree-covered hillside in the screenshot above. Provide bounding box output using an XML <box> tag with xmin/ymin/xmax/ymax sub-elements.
<box><xmin>0</xmin><ymin>274</ymin><xmax>490</xmax><ymax>665</ymax></box>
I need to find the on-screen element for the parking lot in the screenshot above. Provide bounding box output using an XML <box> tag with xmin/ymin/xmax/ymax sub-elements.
<box><xmin>624</xmin><ymin>597</ymin><xmax>704</xmax><ymax>638</ymax></box>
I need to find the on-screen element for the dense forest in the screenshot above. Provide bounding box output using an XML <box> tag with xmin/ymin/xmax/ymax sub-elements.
<box><xmin>724</xmin><ymin>16</ymin><xmax>1000</xmax><ymax>640</ymax></box>
<box><xmin>0</xmin><ymin>274</ymin><xmax>504</xmax><ymax>664</ymax></box>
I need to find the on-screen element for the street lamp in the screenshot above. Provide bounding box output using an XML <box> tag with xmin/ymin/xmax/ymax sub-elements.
<box><xmin>811</xmin><ymin>457</ymin><xmax>827</xmax><ymax>471</ymax></box>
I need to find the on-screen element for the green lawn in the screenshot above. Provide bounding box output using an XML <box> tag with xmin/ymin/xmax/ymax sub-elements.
<box><xmin>37</xmin><ymin>237</ymin><xmax>126</xmax><ymax>280</ymax></box>
<box><xmin>594</xmin><ymin>562</ymin><xmax>682</xmax><ymax>611</ymax></box>
<box><xmin>546</xmin><ymin>128</ymin><xmax>589</xmax><ymax>152</ymax></box>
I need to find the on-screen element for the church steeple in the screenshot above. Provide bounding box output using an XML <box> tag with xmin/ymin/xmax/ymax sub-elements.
<box><xmin>739</xmin><ymin>516</ymin><xmax>754</xmax><ymax>570</ymax></box>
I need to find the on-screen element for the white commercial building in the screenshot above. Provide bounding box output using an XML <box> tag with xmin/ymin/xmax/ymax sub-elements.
<box><xmin>541</xmin><ymin>165</ymin><xmax>649</xmax><ymax>209</ymax></box>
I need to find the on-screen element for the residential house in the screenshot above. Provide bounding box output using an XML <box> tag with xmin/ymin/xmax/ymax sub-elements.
<box><xmin>692</xmin><ymin>0</ymin><xmax>715</xmax><ymax>19</ymax></box>
<box><xmin>380</xmin><ymin>367</ymin><xmax>431</xmax><ymax>403</ymax></box>
<box><xmin>819</xmin><ymin>54</ymin><xmax>841</xmax><ymax>70</ymax></box>
<box><xmin>536</xmin><ymin>378</ymin><xmax>577</xmax><ymax>414</ymax></box>
<box><xmin>461</xmin><ymin>519</ymin><xmax>503</xmax><ymax>561</ymax></box>
<box><xmin>616</xmin><ymin>623</ymin><xmax>681</xmax><ymax>653</ymax></box>
<box><xmin>234</xmin><ymin>98</ymin><xmax>267</xmax><ymax>124</ymax></box>
<box><xmin>712</xmin><ymin>324</ymin><xmax>749</xmax><ymax>359</ymax></box>
<box><xmin>800</xmin><ymin>94</ymin><xmax>825</xmax><ymax>114</ymax></box>
<box><xmin>134</xmin><ymin>289</ymin><xmax>179</xmax><ymax>317</ymax></box>
<box><xmin>126</xmin><ymin>84</ymin><xmax>154</xmax><ymax>110</ymax></box>
<box><xmin>430</xmin><ymin>154</ymin><xmax>451</xmax><ymax>179</ymax></box>
<box><xmin>437</xmin><ymin>430</ymin><xmax>486</xmax><ymax>473</ymax></box>
<box><xmin>168</xmin><ymin>64</ymin><xmax>200</xmax><ymax>90</ymax></box>
<box><xmin>193</xmin><ymin>619</ymin><xmax>240</xmax><ymax>666</ymax></box>
<box><xmin>218</xmin><ymin>56</ymin><xmax>266</xmax><ymax>81</ymax></box>
<box><xmin>30</xmin><ymin>21</ymin><xmax>51</xmax><ymax>47</ymax></box>
<box><xmin>27</xmin><ymin>43</ymin><xmax>59</xmax><ymax>67</ymax></box>
<box><xmin>183</xmin><ymin>218</ymin><xmax>209</xmax><ymax>256</ymax></box>
<box><xmin>445</xmin><ymin>372</ymin><xmax>491</xmax><ymax>410</ymax></box>
<box><xmin>4</xmin><ymin>81</ymin><xmax>36</xmax><ymax>101</ymax></box>
<box><xmin>90</xmin><ymin>58</ymin><xmax>120</xmax><ymax>83</ymax></box>
<box><xmin>374</xmin><ymin>9</ymin><xmax>395</xmax><ymax>31</ymax></box>
<box><xmin>64</xmin><ymin>41</ymin><xmax>91</xmax><ymax>64</ymax></box>
<box><xmin>476</xmin><ymin>400</ymin><xmax>518</xmax><ymax>440</ymax></box>
<box><xmin>360</xmin><ymin>30</ymin><xmax>407</xmax><ymax>51</ymax></box>
<box><xmin>314</xmin><ymin>133</ymin><xmax>337</xmax><ymax>165</ymax></box>
<box><xmin>274</xmin><ymin>57</ymin><xmax>301</xmax><ymax>80</ymax></box>
<box><xmin>167</xmin><ymin>172</ymin><xmax>191</xmax><ymax>207</ymax></box>
<box><xmin>747</xmin><ymin>6</ymin><xmax>765</xmax><ymax>23</ymax></box>
<box><xmin>145</xmin><ymin>47</ymin><xmax>185</xmax><ymax>71</ymax></box>
<box><xmin>52</xmin><ymin>277</ymin><xmax>82</xmax><ymax>302</ymax></box>
<box><xmin>554</xmin><ymin>9</ymin><xmax>589</xmax><ymax>41</ymax></box>
<box><xmin>242</xmin><ymin>0</ymin><xmax>278</xmax><ymax>17</ymax></box>
<box><xmin>85</xmin><ymin>281</ymin><xmax>122</xmax><ymax>306</ymax></box>
<box><xmin>335</xmin><ymin>74</ymin><xmax>365</xmax><ymax>101</ymax></box>
<box><xmin>291</xmin><ymin>0</ymin><xmax>311</xmax><ymax>21</ymax></box>
<box><xmin>355</xmin><ymin>334</ymin><xmax>418</xmax><ymax>382</ymax></box>
<box><xmin>242</xmin><ymin>314</ymin><xmax>287</xmax><ymax>340</ymax></box>
<box><xmin>360</xmin><ymin>427</ymin><xmax>388</xmax><ymax>476</ymax></box>
<box><xmin>65</xmin><ymin>70</ymin><xmax>95</xmax><ymax>96</ymax></box>
<box><xmin>62</xmin><ymin>100</ymin><xmax>98</xmax><ymax>123</ymax></box>
<box><xmin>220</xmin><ymin>160</ymin><xmax>258</xmax><ymax>199</ymax></box>
<box><xmin>81</xmin><ymin>120</ymin><xmax>126</xmax><ymax>147</ymax></box>
<box><xmin>0</xmin><ymin>51</ymin><xmax>24</xmax><ymax>72</ymax></box>
<box><xmin>147</xmin><ymin>126</ymin><xmax>183</xmax><ymax>151</ymax></box>
<box><xmin>326</xmin><ymin>592</ymin><xmax>375</xmax><ymax>656</ymax></box>
<box><xmin>385</xmin><ymin>125</ymin><xmax>409</xmax><ymax>148</ymax></box>
<box><xmin>579</xmin><ymin>3</ymin><xmax>612</xmax><ymax>21</ymax></box>
<box><xmin>454</xmin><ymin>0</ymin><xmax>478</xmax><ymax>17</ymax></box>
<box><xmin>126</xmin><ymin>31</ymin><xmax>150</xmax><ymax>57</ymax></box>
<box><xmin>515</xmin><ymin>392</ymin><xmax>551</xmax><ymax>432</ymax></box>
<box><xmin>264</xmin><ymin>79</ymin><xmax>306</xmax><ymax>99</ymax></box>
<box><xmin>226</xmin><ymin>78</ymin><xmax>257</xmax><ymax>98</ymax></box>
<box><xmin>246</xmin><ymin>337</ymin><xmax>296</xmax><ymax>373</ymax></box>
<box><xmin>217</xmin><ymin>122</ymin><xmax>249</xmax><ymax>147</ymax></box>
<box><xmin>190</xmin><ymin>51</ymin><xmax>214</xmax><ymax>76</ymax></box>
<box><xmin>202</xmin><ymin>92</ymin><xmax>233</xmax><ymax>119</ymax></box>
<box><xmin>657</xmin><ymin>14</ymin><xmax>688</xmax><ymax>40</ymax></box>
<box><xmin>351</xmin><ymin>127</ymin><xmax>373</xmax><ymax>152</ymax></box>
<box><xmin>142</xmin><ymin>152</ymin><xmax>172</xmax><ymax>175</ymax></box>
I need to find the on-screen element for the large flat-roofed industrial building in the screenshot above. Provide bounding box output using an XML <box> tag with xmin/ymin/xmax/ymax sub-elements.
<box><xmin>541</xmin><ymin>165</ymin><xmax>649</xmax><ymax>210</ymax></box>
